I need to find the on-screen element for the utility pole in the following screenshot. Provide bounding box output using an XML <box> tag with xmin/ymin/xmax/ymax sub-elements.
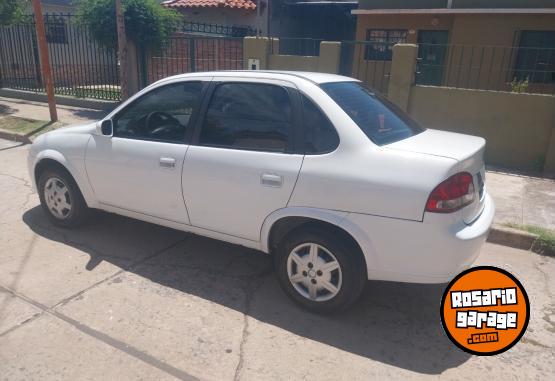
<box><xmin>32</xmin><ymin>0</ymin><xmax>57</xmax><ymax>122</ymax></box>
<box><xmin>115</xmin><ymin>0</ymin><xmax>128</xmax><ymax>100</ymax></box>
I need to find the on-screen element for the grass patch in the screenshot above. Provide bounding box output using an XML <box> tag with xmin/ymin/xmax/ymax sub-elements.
<box><xmin>0</xmin><ymin>116</ymin><xmax>65</xmax><ymax>138</ymax></box>
<box><xmin>505</xmin><ymin>223</ymin><xmax>555</xmax><ymax>257</ymax></box>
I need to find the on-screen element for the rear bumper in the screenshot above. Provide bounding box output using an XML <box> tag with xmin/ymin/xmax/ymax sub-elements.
<box><xmin>342</xmin><ymin>193</ymin><xmax>495</xmax><ymax>284</ymax></box>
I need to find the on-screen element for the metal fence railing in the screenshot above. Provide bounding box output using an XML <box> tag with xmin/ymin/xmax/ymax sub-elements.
<box><xmin>416</xmin><ymin>43</ymin><xmax>555</xmax><ymax>95</ymax></box>
<box><xmin>180</xmin><ymin>21</ymin><xmax>256</xmax><ymax>38</ymax></box>
<box><xmin>271</xmin><ymin>38</ymin><xmax>324</xmax><ymax>56</ymax></box>
<box><xmin>0</xmin><ymin>16</ymin><xmax>255</xmax><ymax>100</ymax></box>
<box><xmin>339</xmin><ymin>41</ymin><xmax>392</xmax><ymax>95</ymax></box>
<box><xmin>0</xmin><ymin>13</ymin><xmax>120</xmax><ymax>101</ymax></box>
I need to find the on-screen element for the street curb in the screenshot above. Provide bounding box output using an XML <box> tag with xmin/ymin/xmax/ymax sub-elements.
<box><xmin>487</xmin><ymin>225</ymin><xmax>539</xmax><ymax>250</ymax></box>
<box><xmin>0</xmin><ymin>129</ymin><xmax>31</xmax><ymax>144</ymax></box>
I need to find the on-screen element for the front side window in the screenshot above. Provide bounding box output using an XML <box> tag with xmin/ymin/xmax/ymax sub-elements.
<box><xmin>321</xmin><ymin>81</ymin><xmax>423</xmax><ymax>146</ymax></box>
<box><xmin>199</xmin><ymin>83</ymin><xmax>292</xmax><ymax>152</ymax></box>
<box><xmin>301</xmin><ymin>94</ymin><xmax>339</xmax><ymax>154</ymax></box>
<box><xmin>515</xmin><ymin>31</ymin><xmax>555</xmax><ymax>83</ymax></box>
<box><xmin>114</xmin><ymin>81</ymin><xmax>203</xmax><ymax>143</ymax></box>
<box><xmin>365</xmin><ymin>29</ymin><xmax>407</xmax><ymax>61</ymax></box>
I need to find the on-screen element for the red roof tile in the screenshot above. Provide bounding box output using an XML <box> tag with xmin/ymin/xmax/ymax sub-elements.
<box><xmin>162</xmin><ymin>0</ymin><xmax>257</xmax><ymax>10</ymax></box>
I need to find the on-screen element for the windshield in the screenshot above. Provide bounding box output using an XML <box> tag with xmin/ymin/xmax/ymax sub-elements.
<box><xmin>320</xmin><ymin>81</ymin><xmax>424</xmax><ymax>145</ymax></box>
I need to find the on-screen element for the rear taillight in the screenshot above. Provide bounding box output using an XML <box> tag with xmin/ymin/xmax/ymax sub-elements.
<box><xmin>425</xmin><ymin>172</ymin><xmax>475</xmax><ymax>213</ymax></box>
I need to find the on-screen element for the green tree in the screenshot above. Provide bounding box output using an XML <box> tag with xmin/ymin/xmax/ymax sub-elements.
<box><xmin>0</xmin><ymin>0</ymin><xmax>27</xmax><ymax>25</ymax></box>
<box><xmin>76</xmin><ymin>0</ymin><xmax>181</xmax><ymax>51</ymax></box>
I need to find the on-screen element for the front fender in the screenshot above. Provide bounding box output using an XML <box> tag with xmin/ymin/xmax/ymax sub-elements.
<box><xmin>31</xmin><ymin>146</ymin><xmax>98</xmax><ymax>208</ymax></box>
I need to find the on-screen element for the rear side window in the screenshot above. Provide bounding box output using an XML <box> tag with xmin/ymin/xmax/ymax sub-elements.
<box><xmin>199</xmin><ymin>83</ymin><xmax>292</xmax><ymax>152</ymax></box>
<box><xmin>301</xmin><ymin>94</ymin><xmax>339</xmax><ymax>154</ymax></box>
<box><xmin>321</xmin><ymin>81</ymin><xmax>424</xmax><ymax>145</ymax></box>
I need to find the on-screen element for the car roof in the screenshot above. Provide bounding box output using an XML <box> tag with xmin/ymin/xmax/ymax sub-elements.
<box><xmin>160</xmin><ymin>70</ymin><xmax>359</xmax><ymax>85</ymax></box>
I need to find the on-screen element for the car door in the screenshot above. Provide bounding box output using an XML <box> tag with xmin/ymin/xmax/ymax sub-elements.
<box><xmin>182</xmin><ymin>78</ymin><xmax>304</xmax><ymax>241</ymax></box>
<box><xmin>85</xmin><ymin>79</ymin><xmax>207</xmax><ymax>223</ymax></box>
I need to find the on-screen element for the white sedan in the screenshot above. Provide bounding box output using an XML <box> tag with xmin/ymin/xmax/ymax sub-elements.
<box><xmin>28</xmin><ymin>71</ymin><xmax>494</xmax><ymax>312</ymax></box>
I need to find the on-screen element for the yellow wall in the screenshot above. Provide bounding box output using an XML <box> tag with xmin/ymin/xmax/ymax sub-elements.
<box><xmin>268</xmin><ymin>55</ymin><xmax>319</xmax><ymax>71</ymax></box>
<box><xmin>354</xmin><ymin>13</ymin><xmax>555</xmax><ymax>92</ymax></box>
<box><xmin>354</xmin><ymin>13</ymin><xmax>555</xmax><ymax>45</ymax></box>
<box><xmin>408</xmin><ymin>85</ymin><xmax>555</xmax><ymax>171</ymax></box>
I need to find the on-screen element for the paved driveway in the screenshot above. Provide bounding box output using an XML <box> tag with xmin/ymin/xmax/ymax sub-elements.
<box><xmin>1</xmin><ymin>140</ymin><xmax>554</xmax><ymax>380</ymax></box>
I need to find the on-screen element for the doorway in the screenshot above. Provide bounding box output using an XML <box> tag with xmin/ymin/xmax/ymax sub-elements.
<box><xmin>417</xmin><ymin>30</ymin><xmax>449</xmax><ymax>86</ymax></box>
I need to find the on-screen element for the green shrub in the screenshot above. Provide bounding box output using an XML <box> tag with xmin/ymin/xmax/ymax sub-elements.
<box><xmin>0</xmin><ymin>0</ymin><xmax>27</xmax><ymax>25</ymax></box>
<box><xmin>76</xmin><ymin>0</ymin><xmax>181</xmax><ymax>51</ymax></box>
<box><xmin>505</xmin><ymin>223</ymin><xmax>555</xmax><ymax>257</ymax></box>
<box><xmin>510</xmin><ymin>77</ymin><xmax>530</xmax><ymax>93</ymax></box>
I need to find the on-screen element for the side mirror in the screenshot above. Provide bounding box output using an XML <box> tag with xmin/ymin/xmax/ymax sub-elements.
<box><xmin>100</xmin><ymin>119</ymin><xmax>113</xmax><ymax>136</ymax></box>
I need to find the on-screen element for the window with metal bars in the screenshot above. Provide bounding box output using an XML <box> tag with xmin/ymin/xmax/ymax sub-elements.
<box><xmin>515</xmin><ymin>31</ymin><xmax>555</xmax><ymax>83</ymax></box>
<box><xmin>365</xmin><ymin>29</ymin><xmax>407</xmax><ymax>61</ymax></box>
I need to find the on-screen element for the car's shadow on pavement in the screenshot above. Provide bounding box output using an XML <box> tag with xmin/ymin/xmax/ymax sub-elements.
<box><xmin>23</xmin><ymin>206</ymin><xmax>470</xmax><ymax>375</ymax></box>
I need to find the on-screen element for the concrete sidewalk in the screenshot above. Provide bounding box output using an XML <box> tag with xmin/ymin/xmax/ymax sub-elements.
<box><xmin>487</xmin><ymin>171</ymin><xmax>555</xmax><ymax>231</ymax></box>
<box><xmin>0</xmin><ymin>96</ymin><xmax>107</xmax><ymax>125</ymax></box>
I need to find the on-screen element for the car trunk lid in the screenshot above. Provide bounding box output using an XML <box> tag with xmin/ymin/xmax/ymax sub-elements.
<box><xmin>386</xmin><ymin>129</ymin><xmax>486</xmax><ymax>224</ymax></box>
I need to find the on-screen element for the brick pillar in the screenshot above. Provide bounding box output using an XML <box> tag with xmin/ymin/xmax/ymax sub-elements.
<box><xmin>388</xmin><ymin>44</ymin><xmax>418</xmax><ymax>112</ymax></box>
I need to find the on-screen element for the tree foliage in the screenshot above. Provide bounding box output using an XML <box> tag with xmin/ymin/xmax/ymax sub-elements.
<box><xmin>76</xmin><ymin>0</ymin><xmax>181</xmax><ymax>51</ymax></box>
<box><xmin>0</xmin><ymin>0</ymin><xmax>27</xmax><ymax>25</ymax></box>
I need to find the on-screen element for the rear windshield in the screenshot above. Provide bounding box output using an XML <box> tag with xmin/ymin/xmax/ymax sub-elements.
<box><xmin>320</xmin><ymin>81</ymin><xmax>424</xmax><ymax>145</ymax></box>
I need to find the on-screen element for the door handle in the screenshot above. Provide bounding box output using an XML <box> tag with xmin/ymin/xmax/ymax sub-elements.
<box><xmin>159</xmin><ymin>157</ymin><xmax>176</xmax><ymax>169</ymax></box>
<box><xmin>261</xmin><ymin>173</ymin><xmax>282</xmax><ymax>187</ymax></box>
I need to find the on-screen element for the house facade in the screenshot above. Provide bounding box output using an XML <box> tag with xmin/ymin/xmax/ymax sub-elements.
<box><xmin>352</xmin><ymin>0</ymin><xmax>555</xmax><ymax>92</ymax></box>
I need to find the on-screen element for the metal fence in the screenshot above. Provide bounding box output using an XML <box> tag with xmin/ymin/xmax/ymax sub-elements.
<box><xmin>0</xmin><ymin>13</ymin><xmax>120</xmax><ymax>101</ymax></box>
<box><xmin>416</xmin><ymin>43</ymin><xmax>555</xmax><ymax>95</ymax></box>
<box><xmin>142</xmin><ymin>35</ymin><xmax>244</xmax><ymax>87</ymax></box>
<box><xmin>340</xmin><ymin>41</ymin><xmax>391</xmax><ymax>94</ymax></box>
<box><xmin>180</xmin><ymin>21</ymin><xmax>256</xmax><ymax>38</ymax></box>
<box><xmin>271</xmin><ymin>38</ymin><xmax>323</xmax><ymax>56</ymax></box>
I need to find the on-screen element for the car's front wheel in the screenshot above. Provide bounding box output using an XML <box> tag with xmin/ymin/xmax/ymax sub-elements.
<box><xmin>38</xmin><ymin>168</ymin><xmax>89</xmax><ymax>227</ymax></box>
<box><xmin>275</xmin><ymin>226</ymin><xmax>366</xmax><ymax>313</ymax></box>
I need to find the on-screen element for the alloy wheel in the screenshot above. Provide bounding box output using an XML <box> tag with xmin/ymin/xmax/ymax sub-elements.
<box><xmin>287</xmin><ymin>243</ymin><xmax>343</xmax><ymax>302</ymax></box>
<box><xmin>44</xmin><ymin>177</ymin><xmax>72</xmax><ymax>219</ymax></box>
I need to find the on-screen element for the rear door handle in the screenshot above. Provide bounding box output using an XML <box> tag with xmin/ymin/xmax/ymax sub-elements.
<box><xmin>159</xmin><ymin>157</ymin><xmax>176</xmax><ymax>169</ymax></box>
<box><xmin>261</xmin><ymin>173</ymin><xmax>282</xmax><ymax>187</ymax></box>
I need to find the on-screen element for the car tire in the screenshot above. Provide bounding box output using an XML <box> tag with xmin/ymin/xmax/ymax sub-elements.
<box><xmin>38</xmin><ymin>168</ymin><xmax>89</xmax><ymax>228</ymax></box>
<box><xmin>274</xmin><ymin>226</ymin><xmax>367</xmax><ymax>313</ymax></box>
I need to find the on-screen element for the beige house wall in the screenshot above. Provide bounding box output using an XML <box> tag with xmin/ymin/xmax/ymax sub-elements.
<box><xmin>268</xmin><ymin>55</ymin><xmax>320</xmax><ymax>71</ymax></box>
<box><xmin>354</xmin><ymin>13</ymin><xmax>555</xmax><ymax>93</ymax></box>
<box><xmin>243</xmin><ymin>38</ymin><xmax>341</xmax><ymax>74</ymax></box>
<box><xmin>407</xmin><ymin>85</ymin><xmax>555</xmax><ymax>172</ymax></box>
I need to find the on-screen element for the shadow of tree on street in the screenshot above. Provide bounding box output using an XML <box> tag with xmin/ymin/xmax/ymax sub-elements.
<box><xmin>23</xmin><ymin>206</ymin><xmax>470</xmax><ymax>374</ymax></box>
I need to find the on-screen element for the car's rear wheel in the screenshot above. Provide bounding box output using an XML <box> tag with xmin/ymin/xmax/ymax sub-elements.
<box><xmin>38</xmin><ymin>168</ymin><xmax>89</xmax><ymax>227</ymax></box>
<box><xmin>275</xmin><ymin>226</ymin><xmax>366</xmax><ymax>313</ymax></box>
